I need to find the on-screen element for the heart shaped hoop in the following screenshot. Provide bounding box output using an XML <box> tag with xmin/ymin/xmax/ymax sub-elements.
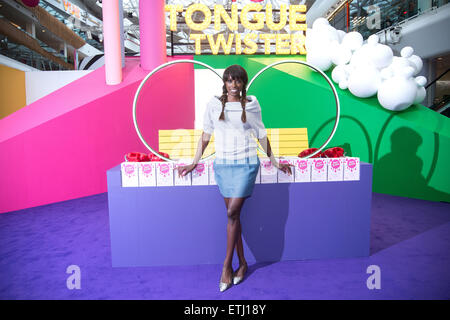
<box><xmin>133</xmin><ymin>59</ymin><xmax>340</xmax><ymax>162</ymax></box>
<box><xmin>246</xmin><ymin>59</ymin><xmax>340</xmax><ymax>159</ymax></box>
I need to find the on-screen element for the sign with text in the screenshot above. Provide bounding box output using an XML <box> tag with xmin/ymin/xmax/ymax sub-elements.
<box><xmin>165</xmin><ymin>3</ymin><xmax>307</xmax><ymax>55</ymax></box>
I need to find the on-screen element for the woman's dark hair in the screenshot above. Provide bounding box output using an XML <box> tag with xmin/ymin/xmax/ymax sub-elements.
<box><xmin>219</xmin><ymin>65</ymin><xmax>248</xmax><ymax>123</ymax></box>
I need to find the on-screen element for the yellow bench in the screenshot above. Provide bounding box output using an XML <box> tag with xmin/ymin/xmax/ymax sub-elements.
<box><xmin>158</xmin><ymin>128</ymin><xmax>309</xmax><ymax>159</ymax></box>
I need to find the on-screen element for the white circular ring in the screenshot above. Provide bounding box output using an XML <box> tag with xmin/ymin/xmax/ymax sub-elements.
<box><xmin>247</xmin><ymin>59</ymin><xmax>340</xmax><ymax>159</ymax></box>
<box><xmin>132</xmin><ymin>59</ymin><xmax>222</xmax><ymax>163</ymax></box>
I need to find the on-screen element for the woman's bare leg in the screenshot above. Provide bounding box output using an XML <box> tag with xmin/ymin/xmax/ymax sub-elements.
<box><xmin>223</xmin><ymin>198</ymin><xmax>246</xmax><ymax>267</ymax></box>
<box><xmin>221</xmin><ymin>197</ymin><xmax>246</xmax><ymax>284</ymax></box>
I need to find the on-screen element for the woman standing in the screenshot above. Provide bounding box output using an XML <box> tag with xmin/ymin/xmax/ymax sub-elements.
<box><xmin>177</xmin><ymin>65</ymin><xmax>293</xmax><ymax>292</ymax></box>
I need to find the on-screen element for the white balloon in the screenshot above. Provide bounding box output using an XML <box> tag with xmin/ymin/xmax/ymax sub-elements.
<box><xmin>331</xmin><ymin>43</ymin><xmax>352</xmax><ymax>65</ymax></box>
<box><xmin>306</xmin><ymin>47</ymin><xmax>333</xmax><ymax>71</ymax></box>
<box><xmin>314</xmin><ymin>24</ymin><xmax>340</xmax><ymax>43</ymax></box>
<box><xmin>408</xmin><ymin>55</ymin><xmax>423</xmax><ymax>75</ymax></box>
<box><xmin>337</xmin><ymin>30</ymin><xmax>346</xmax><ymax>43</ymax></box>
<box><xmin>332</xmin><ymin>64</ymin><xmax>347</xmax><ymax>83</ymax></box>
<box><xmin>348</xmin><ymin>65</ymin><xmax>381</xmax><ymax>98</ymax></box>
<box><xmin>380</xmin><ymin>67</ymin><xmax>394</xmax><ymax>80</ymax></box>
<box><xmin>377</xmin><ymin>76</ymin><xmax>417</xmax><ymax>111</ymax></box>
<box><xmin>312</xmin><ymin>17</ymin><xmax>330</xmax><ymax>29</ymax></box>
<box><xmin>367</xmin><ymin>34</ymin><xmax>379</xmax><ymax>45</ymax></box>
<box><xmin>349</xmin><ymin>44</ymin><xmax>374</xmax><ymax>68</ymax></box>
<box><xmin>390</xmin><ymin>56</ymin><xmax>412</xmax><ymax>75</ymax></box>
<box><xmin>305</xmin><ymin>28</ymin><xmax>332</xmax><ymax>51</ymax></box>
<box><xmin>342</xmin><ymin>32</ymin><xmax>363</xmax><ymax>52</ymax></box>
<box><xmin>415</xmin><ymin>76</ymin><xmax>427</xmax><ymax>86</ymax></box>
<box><xmin>400</xmin><ymin>46</ymin><xmax>414</xmax><ymax>58</ymax></box>
<box><xmin>413</xmin><ymin>86</ymin><xmax>426</xmax><ymax>105</ymax></box>
<box><xmin>370</xmin><ymin>44</ymin><xmax>394</xmax><ymax>69</ymax></box>
<box><xmin>342</xmin><ymin>63</ymin><xmax>352</xmax><ymax>75</ymax></box>
<box><xmin>339</xmin><ymin>79</ymin><xmax>348</xmax><ymax>90</ymax></box>
<box><xmin>402</xmin><ymin>66</ymin><xmax>415</xmax><ymax>79</ymax></box>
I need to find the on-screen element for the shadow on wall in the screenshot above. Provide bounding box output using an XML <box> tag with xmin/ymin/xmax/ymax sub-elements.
<box><xmin>309</xmin><ymin>114</ymin><xmax>449</xmax><ymax>202</ymax></box>
<box><xmin>373</xmin><ymin>127</ymin><xmax>449</xmax><ymax>202</ymax></box>
<box><xmin>241</xmin><ymin>184</ymin><xmax>290</xmax><ymax>264</ymax></box>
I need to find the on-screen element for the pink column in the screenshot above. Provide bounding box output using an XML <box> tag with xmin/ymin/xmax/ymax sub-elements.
<box><xmin>102</xmin><ymin>0</ymin><xmax>122</xmax><ymax>85</ymax></box>
<box><xmin>139</xmin><ymin>0</ymin><xmax>167</xmax><ymax>71</ymax></box>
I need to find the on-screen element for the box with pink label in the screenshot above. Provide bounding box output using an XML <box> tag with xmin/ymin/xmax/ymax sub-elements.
<box><xmin>277</xmin><ymin>157</ymin><xmax>296</xmax><ymax>183</ymax></box>
<box><xmin>255</xmin><ymin>162</ymin><xmax>261</xmax><ymax>184</ymax></box>
<box><xmin>173</xmin><ymin>159</ymin><xmax>192</xmax><ymax>186</ymax></box>
<box><xmin>294</xmin><ymin>158</ymin><xmax>311</xmax><ymax>182</ymax></box>
<box><xmin>121</xmin><ymin>162</ymin><xmax>139</xmax><ymax>187</ymax></box>
<box><xmin>138</xmin><ymin>162</ymin><xmax>157</xmax><ymax>187</ymax></box>
<box><xmin>260</xmin><ymin>157</ymin><xmax>277</xmax><ymax>184</ymax></box>
<box><xmin>155</xmin><ymin>162</ymin><xmax>174</xmax><ymax>186</ymax></box>
<box><xmin>192</xmin><ymin>161</ymin><xmax>209</xmax><ymax>185</ymax></box>
<box><xmin>311</xmin><ymin>158</ymin><xmax>328</xmax><ymax>182</ymax></box>
<box><xmin>344</xmin><ymin>157</ymin><xmax>360</xmax><ymax>181</ymax></box>
<box><xmin>207</xmin><ymin>159</ymin><xmax>216</xmax><ymax>185</ymax></box>
<box><xmin>327</xmin><ymin>158</ymin><xmax>344</xmax><ymax>181</ymax></box>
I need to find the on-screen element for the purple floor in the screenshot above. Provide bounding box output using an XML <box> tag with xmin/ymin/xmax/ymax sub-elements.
<box><xmin>0</xmin><ymin>192</ymin><xmax>449</xmax><ymax>300</ymax></box>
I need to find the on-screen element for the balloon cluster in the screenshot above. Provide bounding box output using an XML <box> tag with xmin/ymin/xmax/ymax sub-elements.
<box><xmin>306</xmin><ymin>18</ymin><xmax>426</xmax><ymax>112</ymax></box>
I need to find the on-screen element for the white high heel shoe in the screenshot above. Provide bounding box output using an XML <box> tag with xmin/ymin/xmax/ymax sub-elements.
<box><xmin>219</xmin><ymin>267</ymin><xmax>233</xmax><ymax>292</ymax></box>
<box><xmin>233</xmin><ymin>275</ymin><xmax>243</xmax><ymax>285</ymax></box>
<box><xmin>233</xmin><ymin>265</ymin><xmax>248</xmax><ymax>285</ymax></box>
<box><xmin>219</xmin><ymin>281</ymin><xmax>232</xmax><ymax>292</ymax></box>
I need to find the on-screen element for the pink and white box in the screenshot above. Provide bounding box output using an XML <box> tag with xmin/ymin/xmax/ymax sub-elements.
<box><xmin>311</xmin><ymin>158</ymin><xmax>328</xmax><ymax>182</ymax></box>
<box><xmin>327</xmin><ymin>158</ymin><xmax>344</xmax><ymax>181</ymax></box>
<box><xmin>260</xmin><ymin>157</ymin><xmax>277</xmax><ymax>184</ymax></box>
<box><xmin>138</xmin><ymin>162</ymin><xmax>156</xmax><ymax>187</ymax></box>
<box><xmin>155</xmin><ymin>162</ymin><xmax>174</xmax><ymax>186</ymax></box>
<box><xmin>121</xmin><ymin>162</ymin><xmax>139</xmax><ymax>187</ymax></box>
<box><xmin>174</xmin><ymin>159</ymin><xmax>192</xmax><ymax>186</ymax></box>
<box><xmin>192</xmin><ymin>161</ymin><xmax>209</xmax><ymax>185</ymax></box>
<box><xmin>344</xmin><ymin>157</ymin><xmax>360</xmax><ymax>181</ymax></box>
<box><xmin>207</xmin><ymin>159</ymin><xmax>216</xmax><ymax>185</ymax></box>
<box><xmin>294</xmin><ymin>158</ymin><xmax>311</xmax><ymax>182</ymax></box>
<box><xmin>277</xmin><ymin>157</ymin><xmax>295</xmax><ymax>183</ymax></box>
<box><xmin>255</xmin><ymin>163</ymin><xmax>261</xmax><ymax>184</ymax></box>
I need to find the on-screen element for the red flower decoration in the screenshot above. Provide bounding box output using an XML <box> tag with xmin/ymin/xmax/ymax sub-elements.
<box><xmin>149</xmin><ymin>152</ymin><xmax>170</xmax><ymax>162</ymax></box>
<box><xmin>322</xmin><ymin>147</ymin><xmax>344</xmax><ymax>158</ymax></box>
<box><xmin>298</xmin><ymin>148</ymin><xmax>322</xmax><ymax>158</ymax></box>
<box><xmin>125</xmin><ymin>152</ymin><xmax>150</xmax><ymax>162</ymax></box>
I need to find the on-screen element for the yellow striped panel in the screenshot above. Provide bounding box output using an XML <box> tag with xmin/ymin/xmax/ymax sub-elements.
<box><xmin>267</xmin><ymin>128</ymin><xmax>308</xmax><ymax>135</ymax></box>
<box><xmin>158</xmin><ymin>128</ymin><xmax>308</xmax><ymax>158</ymax></box>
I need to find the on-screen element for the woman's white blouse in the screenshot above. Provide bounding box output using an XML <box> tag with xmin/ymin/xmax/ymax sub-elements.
<box><xmin>203</xmin><ymin>95</ymin><xmax>267</xmax><ymax>161</ymax></box>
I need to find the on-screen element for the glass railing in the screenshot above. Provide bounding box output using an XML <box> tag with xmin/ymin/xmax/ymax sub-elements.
<box><xmin>330</xmin><ymin>0</ymin><xmax>449</xmax><ymax>39</ymax></box>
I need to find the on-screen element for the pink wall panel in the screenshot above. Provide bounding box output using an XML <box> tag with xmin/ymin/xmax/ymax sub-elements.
<box><xmin>0</xmin><ymin>57</ymin><xmax>195</xmax><ymax>214</ymax></box>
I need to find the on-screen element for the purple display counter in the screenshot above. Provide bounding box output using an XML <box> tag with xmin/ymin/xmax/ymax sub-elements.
<box><xmin>107</xmin><ymin>163</ymin><xmax>372</xmax><ymax>267</ymax></box>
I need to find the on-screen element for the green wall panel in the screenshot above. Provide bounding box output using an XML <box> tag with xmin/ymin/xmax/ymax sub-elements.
<box><xmin>194</xmin><ymin>55</ymin><xmax>450</xmax><ymax>202</ymax></box>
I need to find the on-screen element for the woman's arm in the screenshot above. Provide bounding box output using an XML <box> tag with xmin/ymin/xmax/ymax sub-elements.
<box><xmin>192</xmin><ymin>131</ymin><xmax>211</xmax><ymax>165</ymax></box>
<box><xmin>258</xmin><ymin>136</ymin><xmax>278</xmax><ymax>168</ymax></box>
<box><xmin>258</xmin><ymin>135</ymin><xmax>293</xmax><ymax>175</ymax></box>
<box><xmin>176</xmin><ymin>131</ymin><xmax>211</xmax><ymax>177</ymax></box>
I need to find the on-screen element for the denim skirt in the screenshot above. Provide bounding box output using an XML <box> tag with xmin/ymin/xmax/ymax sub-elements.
<box><xmin>213</xmin><ymin>156</ymin><xmax>260</xmax><ymax>198</ymax></box>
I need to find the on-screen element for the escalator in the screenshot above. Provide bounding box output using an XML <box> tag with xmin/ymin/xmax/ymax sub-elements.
<box><xmin>430</xmin><ymin>95</ymin><xmax>450</xmax><ymax>117</ymax></box>
<box><xmin>427</xmin><ymin>67</ymin><xmax>450</xmax><ymax>117</ymax></box>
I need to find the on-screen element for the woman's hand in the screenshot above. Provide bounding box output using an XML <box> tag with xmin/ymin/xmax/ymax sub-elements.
<box><xmin>276</xmin><ymin>162</ymin><xmax>294</xmax><ymax>176</ymax></box>
<box><xmin>176</xmin><ymin>163</ymin><xmax>197</xmax><ymax>177</ymax></box>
